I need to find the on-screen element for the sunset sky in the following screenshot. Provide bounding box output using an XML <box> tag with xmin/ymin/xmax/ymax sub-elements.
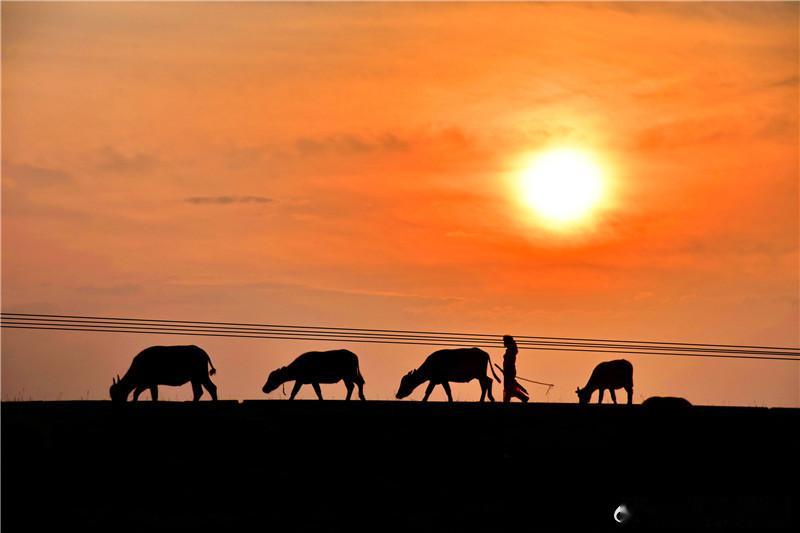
<box><xmin>2</xmin><ymin>2</ymin><xmax>798</xmax><ymax>405</ymax></box>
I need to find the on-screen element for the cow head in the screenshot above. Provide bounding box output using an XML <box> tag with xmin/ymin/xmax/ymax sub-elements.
<box><xmin>575</xmin><ymin>386</ymin><xmax>591</xmax><ymax>404</ymax></box>
<box><xmin>109</xmin><ymin>375</ymin><xmax>127</xmax><ymax>403</ymax></box>
<box><xmin>262</xmin><ymin>366</ymin><xmax>289</xmax><ymax>394</ymax></box>
<box><xmin>396</xmin><ymin>369</ymin><xmax>421</xmax><ymax>399</ymax></box>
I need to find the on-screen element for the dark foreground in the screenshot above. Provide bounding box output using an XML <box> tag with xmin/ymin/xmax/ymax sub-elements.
<box><xmin>3</xmin><ymin>401</ymin><xmax>798</xmax><ymax>531</ymax></box>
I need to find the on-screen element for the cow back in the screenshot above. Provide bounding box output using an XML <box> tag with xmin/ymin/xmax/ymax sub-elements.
<box><xmin>288</xmin><ymin>349</ymin><xmax>360</xmax><ymax>383</ymax></box>
<box><xmin>420</xmin><ymin>348</ymin><xmax>489</xmax><ymax>383</ymax></box>
<box><xmin>127</xmin><ymin>345</ymin><xmax>209</xmax><ymax>386</ymax></box>
<box><xmin>588</xmin><ymin>359</ymin><xmax>633</xmax><ymax>389</ymax></box>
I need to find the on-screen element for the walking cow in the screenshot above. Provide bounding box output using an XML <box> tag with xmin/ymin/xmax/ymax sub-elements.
<box><xmin>109</xmin><ymin>345</ymin><xmax>218</xmax><ymax>403</ymax></box>
<box><xmin>575</xmin><ymin>359</ymin><xmax>634</xmax><ymax>405</ymax></box>
<box><xmin>396</xmin><ymin>347</ymin><xmax>501</xmax><ymax>402</ymax></box>
<box><xmin>262</xmin><ymin>349</ymin><xmax>366</xmax><ymax>400</ymax></box>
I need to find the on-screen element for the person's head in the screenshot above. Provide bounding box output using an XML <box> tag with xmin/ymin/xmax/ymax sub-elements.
<box><xmin>503</xmin><ymin>335</ymin><xmax>516</xmax><ymax>348</ymax></box>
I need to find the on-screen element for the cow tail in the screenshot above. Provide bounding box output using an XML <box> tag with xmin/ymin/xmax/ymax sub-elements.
<box><xmin>206</xmin><ymin>351</ymin><xmax>217</xmax><ymax>376</ymax></box>
<box><xmin>356</xmin><ymin>362</ymin><xmax>365</xmax><ymax>385</ymax></box>
<box><xmin>488</xmin><ymin>358</ymin><xmax>501</xmax><ymax>383</ymax></box>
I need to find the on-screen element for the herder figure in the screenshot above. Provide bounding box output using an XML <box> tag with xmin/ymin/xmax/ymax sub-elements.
<box><xmin>502</xmin><ymin>335</ymin><xmax>530</xmax><ymax>403</ymax></box>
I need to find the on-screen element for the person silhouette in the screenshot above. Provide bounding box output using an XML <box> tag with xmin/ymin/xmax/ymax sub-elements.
<box><xmin>502</xmin><ymin>335</ymin><xmax>529</xmax><ymax>403</ymax></box>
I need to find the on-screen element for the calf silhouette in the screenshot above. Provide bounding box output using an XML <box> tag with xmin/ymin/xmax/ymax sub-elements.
<box><xmin>109</xmin><ymin>345</ymin><xmax>218</xmax><ymax>403</ymax></box>
<box><xmin>576</xmin><ymin>359</ymin><xmax>633</xmax><ymax>405</ymax></box>
<box><xmin>396</xmin><ymin>347</ymin><xmax>500</xmax><ymax>402</ymax></box>
<box><xmin>262</xmin><ymin>349</ymin><xmax>366</xmax><ymax>400</ymax></box>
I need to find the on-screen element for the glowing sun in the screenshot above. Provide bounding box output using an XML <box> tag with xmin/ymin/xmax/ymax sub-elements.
<box><xmin>519</xmin><ymin>148</ymin><xmax>606</xmax><ymax>227</ymax></box>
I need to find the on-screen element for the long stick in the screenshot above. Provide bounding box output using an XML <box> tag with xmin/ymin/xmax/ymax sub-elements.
<box><xmin>516</xmin><ymin>376</ymin><xmax>555</xmax><ymax>387</ymax></box>
<box><xmin>494</xmin><ymin>363</ymin><xmax>554</xmax><ymax>388</ymax></box>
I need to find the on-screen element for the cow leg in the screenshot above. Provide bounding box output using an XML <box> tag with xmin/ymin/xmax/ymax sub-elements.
<box><xmin>356</xmin><ymin>379</ymin><xmax>366</xmax><ymax>401</ymax></box>
<box><xmin>626</xmin><ymin>386</ymin><xmax>633</xmax><ymax>405</ymax></box>
<box><xmin>202</xmin><ymin>378</ymin><xmax>218</xmax><ymax>401</ymax></box>
<box><xmin>191</xmin><ymin>381</ymin><xmax>203</xmax><ymax>401</ymax></box>
<box><xmin>312</xmin><ymin>383</ymin><xmax>324</xmax><ymax>401</ymax></box>
<box><xmin>132</xmin><ymin>386</ymin><xmax>145</xmax><ymax>402</ymax></box>
<box><xmin>609</xmin><ymin>389</ymin><xmax>617</xmax><ymax>404</ymax></box>
<box><xmin>480</xmin><ymin>377</ymin><xmax>493</xmax><ymax>402</ymax></box>
<box><xmin>421</xmin><ymin>381</ymin><xmax>436</xmax><ymax>402</ymax></box>
<box><xmin>597</xmin><ymin>389</ymin><xmax>604</xmax><ymax>404</ymax></box>
<box><xmin>344</xmin><ymin>380</ymin><xmax>354</xmax><ymax>401</ymax></box>
<box><xmin>441</xmin><ymin>381</ymin><xmax>453</xmax><ymax>402</ymax></box>
<box><xmin>289</xmin><ymin>381</ymin><xmax>302</xmax><ymax>400</ymax></box>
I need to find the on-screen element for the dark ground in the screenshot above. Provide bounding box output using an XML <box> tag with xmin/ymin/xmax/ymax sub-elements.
<box><xmin>2</xmin><ymin>400</ymin><xmax>798</xmax><ymax>531</ymax></box>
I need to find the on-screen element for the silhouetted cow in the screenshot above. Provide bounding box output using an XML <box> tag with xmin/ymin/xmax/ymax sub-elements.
<box><xmin>396</xmin><ymin>347</ymin><xmax>500</xmax><ymax>402</ymax></box>
<box><xmin>642</xmin><ymin>396</ymin><xmax>692</xmax><ymax>408</ymax></box>
<box><xmin>576</xmin><ymin>359</ymin><xmax>633</xmax><ymax>405</ymax></box>
<box><xmin>262</xmin><ymin>349</ymin><xmax>366</xmax><ymax>400</ymax></box>
<box><xmin>109</xmin><ymin>345</ymin><xmax>218</xmax><ymax>403</ymax></box>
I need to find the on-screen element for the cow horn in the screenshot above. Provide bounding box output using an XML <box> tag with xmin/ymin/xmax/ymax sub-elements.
<box><xmin>117</xmin><ymin>374</ymin><xmax>121</xmax><ymax>382</ymax></box>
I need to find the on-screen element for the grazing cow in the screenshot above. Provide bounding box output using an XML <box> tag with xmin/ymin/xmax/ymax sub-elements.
<box><xmin>262</xmin><ymin>349</ymin><xmax>366</xmax><ymax>400</ymax></box>
<box><xmin>642</xmin><ymin>396</ymin><xmax>692</xmax><ymax>408</ymax></box>
<box><xmin>109</xmin><ymin>345</ymin><xmax>218</xmax><ymax>403</ymax></box>
<box><xmin>396</xmin><ymin>347</ymin><xmax>501</xmax><ymax>402</ymax></box>
<box><xmin>576</xmin><ymin>359</ymin><xmax>633</xmax><ymax>405</ymax></box>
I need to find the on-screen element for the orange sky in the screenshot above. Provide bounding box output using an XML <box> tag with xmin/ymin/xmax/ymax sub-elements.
<box><xmin>2</xmin><ymin>2</ymin><xmax>798</xmax><ymax>405</ymax></box>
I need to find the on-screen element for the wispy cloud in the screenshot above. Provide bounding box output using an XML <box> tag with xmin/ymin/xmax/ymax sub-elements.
<box><xmin>2</xmin><ymin>161</ymin><xmax>72</xmax><ymax>185</ymax></box>
<box><xmin>295</xmin><ymin>133</ymin><xmax>409</xmax><ymax>156</ymax></box>
<box><xmin>77</xmin><ymin>283</ymin><xmax>142</xmax><ymax>295</ymax></box>
<box><xmin>763</xmin><ymin>76</ymin><xmax>800</xmax><ymax>90</ymax></box>
<box><xmin>185</xmin><ymin>195</ymin><xmax>272</xmax><ymax>205</ymax></box>
<box><xmin>96</xmin><ymin>146</ymin><xmax>158</xmax><ymax>174</ymax></box>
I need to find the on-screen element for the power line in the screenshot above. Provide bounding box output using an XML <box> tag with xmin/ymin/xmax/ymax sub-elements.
<box><xmin>4</xmin><ymin>311</ymin><xmax>796</xmax><ymax>351</ymax></box>
<box><xmin>2</xmin><ymin>315</ymin><xmax>799</xmax><ymax>357</ymax></box>
<box><xmin>2</xmin><ymin>313</ymin><xmax>798</xmax><ymax>362</ymax></box>
<box><xmin>1</xmin><ymin>324</ymin><xmax>794</xmax><ymax>361</ymax></box>
<box><xmin>0</xmin><ymin>317</ymin><xmax>797</xmax><ymax>357</ymax></box>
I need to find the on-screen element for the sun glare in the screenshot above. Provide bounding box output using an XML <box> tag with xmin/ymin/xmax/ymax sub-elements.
<box><xmin>519</xmin><ymin>148</ymin><xmax>606</xmax><ymax>228</ymax></box>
